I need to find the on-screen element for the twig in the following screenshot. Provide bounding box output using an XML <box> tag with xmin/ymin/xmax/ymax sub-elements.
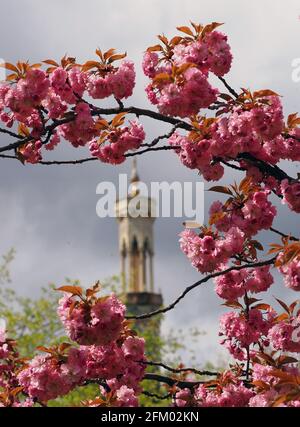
<box><xmin>244</xmin><ymin>291</ymin><xmax>251</xmax><ymax>381</ymax></box>
<box><xmin>237</xmin><ymin>152</ymin><xmax>295</xmax><ymax>182</ymax></box>
<box><xmin>282</xmin><ymin>132</ymin><xmax>300</xmax><ymax>143</ymax></box>
<box><xmin>125</xmin><ymin>145</ymin><xmax>179</xmax><ymax>157</ymax></box>
<box><xmin>143</xmin><ymin>373</ymin><xmax>203</xmax><ymax>389</ymax></box>
<box><xmin>269</xmin><ymin>227</ymin><xmax>299</xmax><ymax>242</ymax></box>
<box><xmin>143</xmin><ymin>123</ymin><xmax>181</xmax><ymax>148</ymax></box>
<box><xmin>115</xmin><ymin>97</ymin><xmax>124</xmax><ymax>109</ymax></box>
<box><xmin>0</xmin><ymin>145</ymin><xmax>180</xmax><ymax>165</ymax></box>
<box><xmin>218</xmin><ymin>76</ymin><xmax>239</xmax><ymax>98</ymax></box>
<box><xmin>139</xmin><ymin>360</ymin><xmax>218</xmax><ymax>377</ymax></box>
<box><xmin>126</xmin><ymin>257</ymin><xmax>277</xmax><ymax>320</ymax></box>
<box><xmin>216</xmin><ymin>158</ymin><xmax>246</xmax><ymax>172</ymax></box>
<box><xmin>0</xmin><ymin>105</ymin><xmax>191</xmax><ymax>154</ymax></box>
<box><xmin>142</xmin><ymin>390</ymin><xmax>171</xmax><ymax>400</ymax></box>
<box><xmin>0</xmin><ymin>127</ymin><xmax>22</xmax><ymax>139</ymax></box>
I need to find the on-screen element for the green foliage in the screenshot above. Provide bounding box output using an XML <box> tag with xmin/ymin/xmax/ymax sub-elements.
<box><xmin>0</xmin><ymin>249</ymin><xmax>14</xmax><ymax>285</ymax></box>
<box><xmin>0</xmin><ymin>250</ymin><xmax>211</xmax><ymax>407</ymax></box>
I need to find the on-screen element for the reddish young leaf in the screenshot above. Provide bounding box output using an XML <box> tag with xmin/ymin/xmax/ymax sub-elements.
<box><xmin>275</xmin><ymin>297</ymin><xmax>290</xmax><ymax>314</ymax></box>
<box><xmin>208</xmin><ymin>186</ymin><xmax>233</xmax><ymax>195</ymax></box>
<box><xmin>56</xmin><ymin>285</ymin><xmax>83</xmax><ymax>297</ymax></box>
<box><xmin>176</xmin><ymin>26</ymin><xmax>194</xmax><ymax>36</ymax></box>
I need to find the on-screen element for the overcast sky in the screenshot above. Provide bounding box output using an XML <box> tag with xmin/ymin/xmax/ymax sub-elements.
<box><xmin>0</xmin><ymin>0</ymin><xmax>299</xmax><ymax>366</ymax></box>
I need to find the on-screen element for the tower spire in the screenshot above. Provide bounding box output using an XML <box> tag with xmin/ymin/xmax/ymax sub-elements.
<box><xmin>130</xmin><ymin>158</ymin><xmax>140</xmax><ymax>197</ymax></box>
<box><xmin>131</xmin><ymin>158</ymin><xmax>139</xmax><ymax>182</ymax></box>
<box><xmin>115</xmin><ymin>158</ymin><xmax>162</xmax><ymax>316</ymax></box>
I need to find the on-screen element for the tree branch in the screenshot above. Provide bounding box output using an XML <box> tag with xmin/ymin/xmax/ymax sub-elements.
<box><xmin>142</xmin><ymin>390</ymin><xmax>171</xmax><ymax>401</ymax></box>
<box><xmin>143</xmin><ymin>373</ymin><xmax>202</xmax><ymax>389</ymax></box>
<box><xmin>125</xmin><ymin>145</ymin><xmax>179</xmax><ymax>157</ymax></box>
<box><xmin>142</xmin><ymin>124</ymin><xmax>180</xmax><ymax>148</ymax></box>
<box><xmin>269</xmin><ymin>227</ymin><xmax>299</xmax><ymax>242</ymax></box>
<box><xmin>237</xmin><ymin>152</ymin><xmax>295</xmax><ymax>181</ymax></box>
<box><xmin>126</xmin><ymin>257</ymin><xmax>277</xmax><ymax>320</ymax></box>
<box><xmin>218</xmin><ymin>76</ymin><xmax>239</xmax><ymax>98</ymax></box>
<box><xmin>0</xmin><ymin>101</ymin><xmax>297</xmax><ymax>184</ymax></box>
<box><xmin>0</xmin><ymin>145</ymin><xmax>180</xmax><ymax>165</ymax></box>
<box><xmin>91</xmin><ymin>105</ymin><xmax>192</xmax><ymax>131</ymax></box>
<box><xmin>139</xmin><ymin>360</ymin><xmax>218</xmax><ymax>377</ymax></box>
<box><xmin>0</xmin><ymin>127</ymin><xmax>22</xmax><ymax>139</ymax></box>
<box><xmin>0</xmin><ymin>105</ymin><xmax>191</xmax><ymax>154</ymax></box>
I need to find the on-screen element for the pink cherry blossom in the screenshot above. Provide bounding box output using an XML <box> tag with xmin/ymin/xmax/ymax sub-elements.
<box><xmin>57</xmin><ymin>292</ymin><xmax>125</xmax><ymax>346</ymax></box>
<box><xmin>18</xmin><ymin>354</ymin><xmax>82</xmax><ymax>402</ymax></box>
<box><xmin>279</xmin><ymin>257</ymin><xmax>300</xmax><ymax>291</ymax></box>
<box><xmin>89</xmin><ymin>120</ymin><xmax>145</xmax><ymax>164</ymax></box>
<box><xmin>281</xmin><ymin>179</ymin><xmax>300</xmax><ymax>213</ymax></box>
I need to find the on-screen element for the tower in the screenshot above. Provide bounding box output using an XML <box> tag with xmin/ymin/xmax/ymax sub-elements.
<box><xmin>115</xmin><ymin>159</ymin><xmax>163</xmax><ymax>316</ymax></box>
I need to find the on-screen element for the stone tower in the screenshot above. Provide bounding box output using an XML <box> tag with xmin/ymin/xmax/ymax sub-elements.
<box><xmin>115</xmin><ymin>159</ymin><xmax>163</xmax><ymax>316</ymax></box>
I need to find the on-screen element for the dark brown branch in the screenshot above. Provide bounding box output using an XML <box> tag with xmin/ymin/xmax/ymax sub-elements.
<box><xmin>40</xmin><ymin>157</ymin><xmax>96</xmax><ymax>165</ymax></box>
<box><xmin>282</xmin><ymin>132</ymin><xmax>300</xmax><ymax>143</ymax></box>
<box><xmin>143</xmin><ymin>124</ymin><xmax>180</xmax><ymax>148</ymax></box>
<box><xmin>0</xmin><ymin>135</ymin><xmax>32</xmax><ymax>153</ymax></box>
<box><xmin>218</xmin><ymin>76</ymin><xmax>239</xmax><ymax>98</ymax></box>
<box><xmin>126</xmin><ymin>257</ymin><xmax>277</xmax><ymax>320</ymax></box>
<box><xmin>0</xmin><ymin>127</ymin><xmax>22</xmax><ymax>139</ymax></box>
<box><xmin>269</xmin><ymin>227</ymin><xmax>299</xmax><ymax>242</ymax></box>
<box><xmin>139</xmin><ymin>360</ymin><xmax>218</xmax><ymax>377</ymax></box>
<box><xmin>114</xmin><ymin>97</ymin><xmax>124</xmax><ymax>110</ymax></box>
<box><xmin>0</xmin><ymin>105</ymin><xmax>191</xmax><ymax>154</ymax></box>
<box><xmin>0</xmin><ymin>154</ymin><xmax>97</xmax><ymax>165</ymax></box>
<box><xmin>237</xmin><ymin>152</ymin><xmax>295</xmax><ymax>182</ymax></box>
<box><xmin>142</xmin><ymin>390</ymin><xmax>171</xmax><ymax>401</ymax></box>
<box><xmin>143</xmin><ymin>373</ymin><xmax>202</xmax><ymax>389</ymax></box>
<box><xmin>84</xmin><ymin>374</ymin><xmax>201</xmax><ymax>390</ymax></box>
<box><xmin>91</xmin><ymin>106</ymin><xmax>192</xmax><ymax>131</ymax></box>
<box><xmin>0</xmin><ymin>146</ymin><xmax>180</xmax><ymax>165</ymax></box>
<box><xmin>0</xmin><ymin>154</ymin><xmax>20</xmax><ymax>160</ymax></box>
<box><xmin>0</xmin><ymin>101</ymin><xmax>297</xmax><ymax>184</ymax></box>
<box><xmin>244</xmin><ymin>291</ymin><xmax>251</xmax><ymax>381</ymax></box>
<box><xmin>125</xmin><ymin>145</ymin><xmax>179</xmax><ymax>157</ymax></box>
<box><xmin>214</xmin><ymin>157</ymin><xmax>246</xmax><ymax>171</ymax></box>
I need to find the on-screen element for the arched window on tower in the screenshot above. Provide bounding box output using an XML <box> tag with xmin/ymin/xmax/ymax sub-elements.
<box><xmin>130</xmin><ymin>236</ymin><xmax>139</xmax><ymax>292</ymax></box>
<box><xmin>121</xmin><ymin>240</ymin><xmax>127</xmax><ymax>293</ymax></box>
<box><xmin>143</xmin><ymin>239</ymin><xmax>150</xmax><ymax>291</ymax></box>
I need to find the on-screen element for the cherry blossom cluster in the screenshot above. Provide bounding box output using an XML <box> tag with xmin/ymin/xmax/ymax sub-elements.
<box><xmin>78</xmin><ymin>336</ymin><xmax>146</xmax><ymax>392</ymax></box>
<box><xmin>167</xmin><ymin>94</ymin><xmax>292</xmax><ymax>181</ymax></box>
<box><xmin>0</xmin><ymin>51</ymin><xmax>140</xmax><ymax>164</ymax></box>
<box><xmin>179</xmin><ymin>226</ymin><xmax>244</xmax><ymax>273</ymax></box>
<box><xmin>279</xmin><ymin>257</ymin><xmax>300</xmax><ymax>291</ymax></box>
<box><xmin>194</xmin><ymin>373</ymin><xmax>254</xmax><ymax>407</ymax></box>
<box><xmin>209</xmin><ymin>190</ymin><xmax>277</xmax><ymax>237</ymax></box>
<box><xmin>0</xmin><ymin>328</ymin><xmax>34</xmax><ymax>407</ymax></box>
<box><xmin>173</xmin><ymin>371</ymin><xmax>254</xmax><ymax>407</ymax></box>
<box><xmin>87</xmin><ymin>60</ymin><xmax>135</xmax><ymax>100</ymax></box>
<box><xmin>57</xmin><ymin>288</ymin><xmax>125</xmax><ymax>346</ymax></box>
<box><xmin>143</xmin><ymin>23</ymin><xmax>232</xmax><ymax>117</ymax></box>
<box><xmin>171</xmin><ymin>297</ymin><xmax>300</xmax><ymax>407</ymax></box>
<box><xmin>249</xmin><ymin>364</ymin><xmax>300</xmax><ymax>407</ymax></box>
<box><xmin>17</xmin><ymin>335</ymin><xmax>145</xmax><ymax>404</ymax></box>
<box><xmin>89</xmin><ymin>119</ymin><xmax>145</xmax><ymax>164</ymax></box>
<box><xmin>214</xmin><ymin>266</ymin><xmax>273</xmax><ymax>300</ymax></box>
<box><xmin>17</xmin><ymin>351</ymin><xmax>83</xmax><ymax>402</ymax></box>
<box><xmin>0</xmin><ymin>328</ymin><xmax>9</xmax><ymax>360</ymax></box>
<box><xmin>219</xmin><ymin>309</ymin><xmax>270</xmax><ymax>361</ymax></box>
<box><xmin>219</xmin><ymin>299</ymin><xmax>300</xmax><ymax>358</ymax></box>
<box><xmin>0</xmin><ymin>284</ymin><xmax>147</xmax><ymax>406</ymax></box>
<box><xmin>83</xmin><ymin>385</ymin><xmax>138</xmax><ymax>407</ymax></box>
<box><xmin>280</xmin><ymin>180</ymin><xmax>300</xmax><ymax>213</ymax></box>
<box><xmin>174</xmin><ymin>366</ymin><xmax>300</xmax><ymax>407</ymax></box>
